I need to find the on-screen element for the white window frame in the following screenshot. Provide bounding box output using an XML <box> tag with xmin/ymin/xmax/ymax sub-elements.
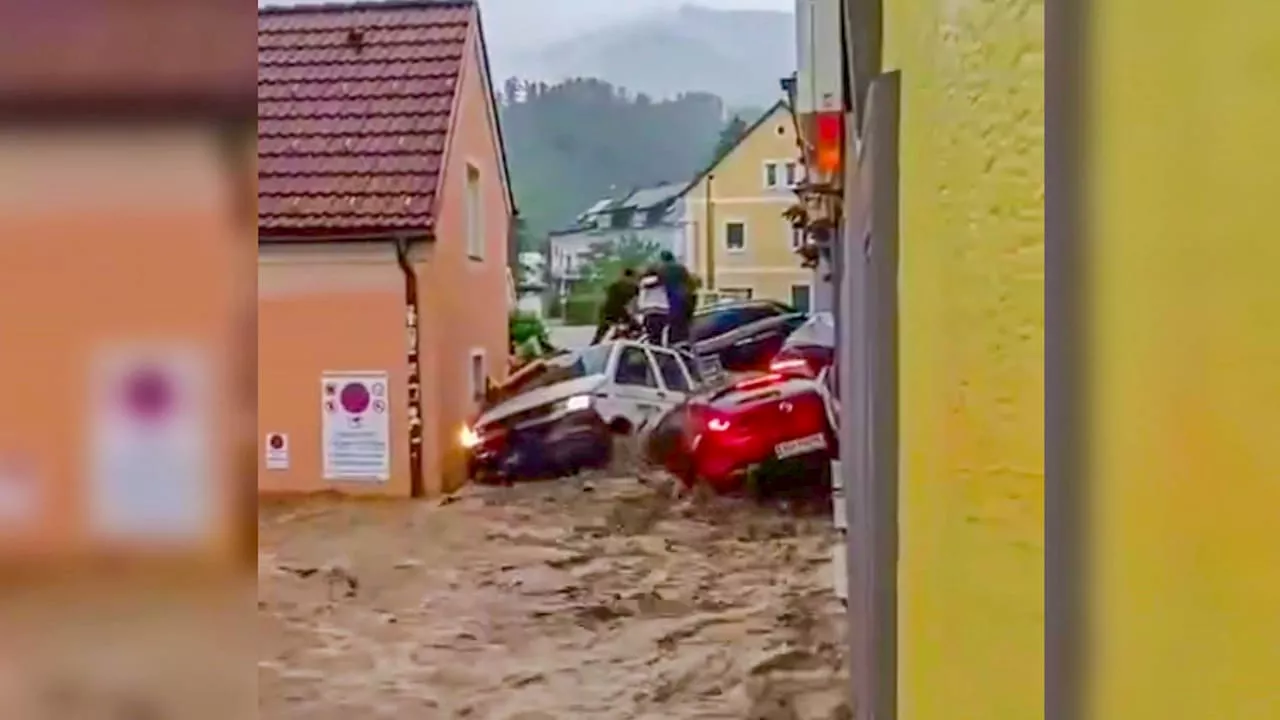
<box><xmin>790</xmin><ymin>225</ymin><xmax>807</xmax><ymax>250</ymax></box>
<box><xmin>762</xmin><ymin>160</ymin><xmax>780</xmax><ymax>189</ymax></box>
<box><xmin>784</xmin><ymin>160</ymin><xmax>800</xmax><ymax>187</ymax></box>
<box><xmin>468</xmin><ymin>348</ymin><xmax>487</xmax><ymax>403</ymax></box>
<box><xmin>465</xmin><ymin>162</ymin><xmax>483</xmax><ymax>261</ymax></box>
<box><xmin>723</xmin><ymin>219</ymin><xmax>748</xmax><ymax>253</ymax></box>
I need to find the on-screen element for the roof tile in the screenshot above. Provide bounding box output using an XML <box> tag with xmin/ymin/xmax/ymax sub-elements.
<box><xmin>258</xmin><ymin>0</ymin><xmax>473</xmax><ymax>235</ymax></box>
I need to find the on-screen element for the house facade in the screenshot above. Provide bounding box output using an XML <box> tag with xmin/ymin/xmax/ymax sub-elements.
<box><xmin>0</xmin><ymin>3</ymin><xmax>255</xmax><ymax>562</ymax></box>
<box><xmin>257</xmin><ymin>0</ymin><xmax>513</xmax><ymax>498</ymax></box>
<box><xmin>678</xmin><ymin>101</ymin><xmax>813</xmax><ymax>310</ymax></box>
<box><xmin>547</xmin><ymin>182</ymin><xmax>688</xmax><ymax>299</ymax></box>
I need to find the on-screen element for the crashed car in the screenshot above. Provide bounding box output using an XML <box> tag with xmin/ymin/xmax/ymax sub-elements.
<box><xmin>688</xmin><ymin>300</ymin><xmax>808</xmax><ymax>373</ymax></box>
<box><xmin>768</xmin><ymin>311</ymin><xmax>834</xmax><ymax>378</ymax></box>
<box><xmin>462</xmin><ymin>340</ymin><xmax>707</xmax><ymax>482</ymax></box>
<box><xmin>643</xmin><ymin>370</ymin><xmax>836</xmax><ymax>494</ymax></box>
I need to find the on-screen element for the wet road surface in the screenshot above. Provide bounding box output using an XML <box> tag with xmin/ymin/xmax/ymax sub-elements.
<box><xmin>259</xmin><ymin>472</ymin><xmax>851</xmax><ymax>719</ymax></box>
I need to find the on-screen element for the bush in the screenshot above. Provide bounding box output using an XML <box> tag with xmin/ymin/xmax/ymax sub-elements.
<box><xmin>563</xmin><ymin>295</ymin><xmax>601</xmax><ymax>325</ymax></box>
<box><xmin>508</xmin><ymin>310</ymin><xmax>548</xmax><ymax>348</ymax></box>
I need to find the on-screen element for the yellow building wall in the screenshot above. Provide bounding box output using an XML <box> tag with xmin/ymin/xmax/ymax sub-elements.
<box><xmin>885</xmin><ymin>0</ymin><xmax>1044</xmax><ymax>718</ymax></box>
<box><xmin>1089</xmin><ymin>2</ymin><xmax>1280</xmax><ymax>718</ymax></box>
<box><xmin>684</xmin><ymin>104</ymin><xmax>811</xmax><ymax>303</ymax></box>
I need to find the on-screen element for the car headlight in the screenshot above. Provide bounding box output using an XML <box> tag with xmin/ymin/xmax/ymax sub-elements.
<box><xmin>459</xmin><ymin>425</ymin><xmax>480</xmax><ymax>448</ymax></box>
<box><xmin>560</xmin><ymin>394</ymin><xmax>592</xmax><ymax>412</ymax></box>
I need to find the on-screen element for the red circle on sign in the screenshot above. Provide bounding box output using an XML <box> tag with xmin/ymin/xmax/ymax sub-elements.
<box><xmin>268</xmin><ymin>434</ymin><xmax>285</xmax><ymax>449</ymax></box>
<box><xmin>339</xmin><ymin>382</ymin><xmax>371</xmax><ymax>414</ymax></box>
<box><xmin>123</xmin><ymin>366</ymin><xmax>173</xmax><ymax>421</ymax></box>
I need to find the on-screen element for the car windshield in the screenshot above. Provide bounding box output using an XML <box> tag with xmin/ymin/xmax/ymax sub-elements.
<box><xmin>689</xmin><ymin>301</ymin><xmax>791</xmax><ymax>341</ymax></box>
<box><xmin>783</xmin><ymin>311</ymin><xmax>834</xmax><ymax>348</ymax></box>
<box><xmin>485</xmin><ymin>344</ymin><xmax>611</xmax><ymax>407</ymax></box>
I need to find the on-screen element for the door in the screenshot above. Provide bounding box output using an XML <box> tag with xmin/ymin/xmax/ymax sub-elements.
<box><xmin>651</xmin><ymin>347</ymin><xmax>695</xmax><ymax>402</ymax></box>
<box><xmin>790</xmin><ymin>283</ymin><xmax>813</xmax><ymax>313</ymax></box>
<box><xmin>609</xmin><ymin>344</ymin><xmax>670</xmax><ymax>432</ymax></box>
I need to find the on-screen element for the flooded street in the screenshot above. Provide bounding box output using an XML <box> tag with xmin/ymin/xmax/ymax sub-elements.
<box><xmin>258</xmin><ymin>473</ymin><xmax>851</xmax><ymax>719</ymax></box>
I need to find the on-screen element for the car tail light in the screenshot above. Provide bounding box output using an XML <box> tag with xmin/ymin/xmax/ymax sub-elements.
<box><xmin>770</xmin><ymin>357</ymin><xmax>811</xmax><ymax>375</ymax></box>
<box><xmin>733</xmin><ymin>372</ymin><xmax>785</xmax><ymax>391</ymax></box>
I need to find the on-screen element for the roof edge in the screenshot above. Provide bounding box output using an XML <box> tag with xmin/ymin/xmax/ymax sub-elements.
<box><xmin>259</xmin><ymin>0</ymin><xmax>472</xmax><ymax>16</ymax></box>
<box><xmin>258</xmin><ymin>226</ymin><xmax>434</xmax><ymax>242</ymax></box>
<box><xmin>674</xmin><ymin>98</ymin><xmax>790</xmax><ymax>199</ymax></box>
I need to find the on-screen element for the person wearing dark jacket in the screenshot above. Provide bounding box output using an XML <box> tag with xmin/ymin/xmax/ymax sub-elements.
<box><xmin>656</xmin><ymin>250</ymin><xmax>695</xmax><ymax>346</ymax></box>
<box><xmin>591</xmin><ymin>267</ymin><xmax>639</xmax><ymax>343</ymax></box>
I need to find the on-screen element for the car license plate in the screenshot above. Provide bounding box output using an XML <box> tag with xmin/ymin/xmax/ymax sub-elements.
<box><xmin>775</xmin><ymin>432</ymin><xmax>827</xmax><ymax>459</ymax></box>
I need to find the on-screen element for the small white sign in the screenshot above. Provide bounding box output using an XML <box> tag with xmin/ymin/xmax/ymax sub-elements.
<box><xmin>0</xmin><ymin>457</ymin><xmax>38</xmax><ymax>529</ymax></box>
<box><xmin>87</xmin><ymin>345</ymin><xmax>213</xmax><ymax>542</ymax></box>
<box><xmin>264</xmin><ymin>433</ymin><xmax>289</xmax><ymax>470</ymax></box>
<box><xmin>321</xmin><ymin>371</ymin><xmax>390</xmax><ymax>482</ymax></box>
<box><xmin>831</xmin><ymin>488</ymin><xmax>848</xmax><ymax>530</ymax></box>
<box><xmin>831</xmin><ymin>541</ymin><xmax>849</xmax><ymax>601</ymax></box>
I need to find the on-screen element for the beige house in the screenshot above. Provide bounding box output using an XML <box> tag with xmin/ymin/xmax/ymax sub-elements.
<box><xmin>678</xmin><ymin>101</ymin><xmax>812</xmax><ymax>309</ymax></box>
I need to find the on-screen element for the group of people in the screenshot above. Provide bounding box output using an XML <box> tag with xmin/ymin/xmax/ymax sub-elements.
<box><xmin>592</xmin><ymin>250</ymin><xmax>696</xmax><ymax>348</ymax></box>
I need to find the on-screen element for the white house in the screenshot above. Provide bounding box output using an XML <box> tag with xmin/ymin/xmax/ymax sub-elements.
<box><xmin>514</xmin><ymin>251</ymin><xmax>547</xmax><ymax>317</ymax></box>
<box><xmin>547</xmin><ymin>182</ymin><xmax>689</xmax><ymax>300</ymax></box>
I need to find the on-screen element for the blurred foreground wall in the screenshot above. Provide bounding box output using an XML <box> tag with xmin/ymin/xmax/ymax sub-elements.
<box><xmin>1088</xmin><ymin>2</ymin><xmax>1280</xmax><ymax>717</ymax></box>
<box><xmin>885</xmin><ymin>1</ymin><xmax>1045</xmax><ymax>718</ymax></box>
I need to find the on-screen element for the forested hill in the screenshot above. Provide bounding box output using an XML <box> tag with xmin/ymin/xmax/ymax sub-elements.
<box><xmin>499</xmin><ymin>77</ymin><xmax>732</xmax><ymax>247</ymax></box>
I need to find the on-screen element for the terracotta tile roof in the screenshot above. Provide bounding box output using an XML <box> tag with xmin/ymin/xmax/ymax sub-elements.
<box><xmin>258</xmin><ymin>0</ymin><xmax>475</xmax><ymax>235</ymax></box>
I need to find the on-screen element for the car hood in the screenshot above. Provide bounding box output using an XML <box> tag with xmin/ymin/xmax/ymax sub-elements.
<box><xmin>475</xmin><ymin>374</ymin><xmax>605</xmax><ymax>427</ymax></box>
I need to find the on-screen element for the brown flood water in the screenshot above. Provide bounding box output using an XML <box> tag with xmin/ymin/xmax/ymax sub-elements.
<box><xmin>258</xmin><ymin>472</ymin><xmax>852</xmax><ymax>719</ymax></box>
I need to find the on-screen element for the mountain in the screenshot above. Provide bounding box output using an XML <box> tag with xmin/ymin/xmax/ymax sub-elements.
<box><xmin>494</xmin><ymin>4</ymin><xmax>795</xmax><ymax>108</ymax></box>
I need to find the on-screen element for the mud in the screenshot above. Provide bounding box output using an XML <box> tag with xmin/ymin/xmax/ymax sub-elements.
<box><xmin>258</xmin><ymin>472</ymin><xmax>850</xmax><ymax>719</ymax></box>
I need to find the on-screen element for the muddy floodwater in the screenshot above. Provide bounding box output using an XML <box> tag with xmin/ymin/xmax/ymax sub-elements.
<box><xmin>259</xmin><ymin>473</ymin><xmax>851</xmax><ymax>720</ymax></box>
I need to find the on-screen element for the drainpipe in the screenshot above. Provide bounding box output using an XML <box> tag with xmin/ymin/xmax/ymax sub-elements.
<box><xmin>703</xmin><ymin>174</ymin><xmax>716</xmax><ymax>294</ymax></box>
<box><xmin>394</xmin><ymin>236</ymin><xmax>426</xmax><ymax>498</ymax></box>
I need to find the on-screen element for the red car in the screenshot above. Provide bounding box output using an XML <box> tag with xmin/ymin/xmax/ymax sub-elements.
<box><xmin>768</xmin><ymin>311</ymin><xmax>834</xmax><ymax>379</ymax></box>
<box><xmin>644</xmin><ymin>371</ymin><xmax>836</xmax><ymax>494</ymax></box>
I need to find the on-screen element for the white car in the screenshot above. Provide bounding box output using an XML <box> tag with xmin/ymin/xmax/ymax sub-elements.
<box><xmin>462</xmin><ymin>340</ymin><xmax>709</xmax><ymax>480</ymax></box>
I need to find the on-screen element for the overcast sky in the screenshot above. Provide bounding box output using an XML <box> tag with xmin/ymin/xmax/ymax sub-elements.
<box><xmin>259</xmin><ymin>0</ymin><xmax>794</xmax><ymax>53</ymax></box>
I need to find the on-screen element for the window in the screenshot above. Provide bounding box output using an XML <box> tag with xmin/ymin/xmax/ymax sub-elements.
<box><xmin>652</xmin><ymin>349</ymin><xmax>691</xmax><ymax>392</ymax></box>
<box><xmin>790</xmin><ymin>283</ymin><xmax>812</xmax><ymax>313</ymax></box>
<box><xmin>724</xmin><ymin>221</ymin><xmax>746</xmax><ymax>252</ymax></box>
<box><xmin>763</xmin><ymin>161</ymin><xmax>779</xmax><ymax>189</ymax></box>
<box><xmin>784</xmin><ymin>161</ymin><xmax>799</xmax><ymax>187</ymax></box>
<box><xmin>688</xmin><ymin>301</ymin><xmax>785</xmax><ymax>342</ymax></box>
<box><xmin>466</xmin><ymin>164</ymin><xmax>483</xmax><ymax>260</ymax></box>
<box><xmin>614</xmin><ymin>346</ymin><xmax>658</xmax><ymax>388</ymax></box>
<box><xmin>469</xmin><ymin>349</ymin><xmax>487</xmax><ymax>403</ymax></box>
<box><xmin>790</xmin><ymin>226</ymin><xmax>807</xmax><ymax>250</ymax></box>
<box><xmin>675</xmin><ymin>349</ymin><xmax>703</xmax><ymax>385</ymax></box>
<box><xmin>720</xmin><ymin>287</ymin><xmax>753</xmax><ymax>301</ymax></box>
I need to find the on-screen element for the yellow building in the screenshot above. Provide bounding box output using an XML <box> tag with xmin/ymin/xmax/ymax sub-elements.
<box><xmin>678</xmin><ymin>101</ymin><xmax>814</xmax><ymax>309</ymax></box>
<box><xmin>881</xmin><ymin>1</ymin><xmax>1044</xmax><ymax>719</ymax></box>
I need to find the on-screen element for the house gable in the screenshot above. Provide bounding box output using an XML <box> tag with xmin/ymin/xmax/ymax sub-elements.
<box><xmin>257</xmin><ymin>0</ymin><xmax>474</xmax><ymax>238</ymax></box>
<box><xmin>676</xmin><ymin>100</ymin><xmax>791</xmax><ymax>199</ymax></box>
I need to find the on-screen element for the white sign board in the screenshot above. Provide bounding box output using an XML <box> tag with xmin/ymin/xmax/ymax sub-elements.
<box><xmin>264</xmin><ymin>433</ymin><xmax>289</xmax><ymax>470</ymax></box>
<box><xmin>87</xmin><ymin>345</ymin><xmax>213</xmax><ymax>542</ymax></box>
<box><xmin>321</xmin><ymin>371</ymin><xmax>390</xmax><ymax>482</ymax></box>
<box><xmin>0</xmin><ymin>456</ymin><xmax>39</xmax><ymax>530</ymax></box>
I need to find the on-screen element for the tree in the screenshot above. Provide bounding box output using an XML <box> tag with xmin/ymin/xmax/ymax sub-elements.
<box><xmin>709</xmin><ymin>114</ymin><xmax>750</xmax><ymax>163</ymax></box>
<box><xmin>577</xmin><ymin>234</ymin><xmax>664</xmax><ymax>291</ymax></box>
<box><xmin>498</xmin><ymin>77</ymin><xmax>728</xmax><ymax>243</ymax></box>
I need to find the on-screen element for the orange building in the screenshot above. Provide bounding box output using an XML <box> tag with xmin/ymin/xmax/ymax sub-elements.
<box><xmin>257</xmin><ymin>0</ymin><xmax>514</xmax><ymax>498</ymax></box>
<box><xmin>0</xmin><ymin>3</ymin><xmax>256</xmax><ymax>560</ymax></box>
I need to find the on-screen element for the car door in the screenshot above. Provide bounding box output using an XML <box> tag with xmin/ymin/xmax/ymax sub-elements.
<box><xmin>651</xmin><ymin>347</ymin><xmax>694</xmax><ymax>404</ymax></box>
<box><xmin>608</xmin><ymin>344</ymin><xmax>669</xmax><ymax>432</ymax></box>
